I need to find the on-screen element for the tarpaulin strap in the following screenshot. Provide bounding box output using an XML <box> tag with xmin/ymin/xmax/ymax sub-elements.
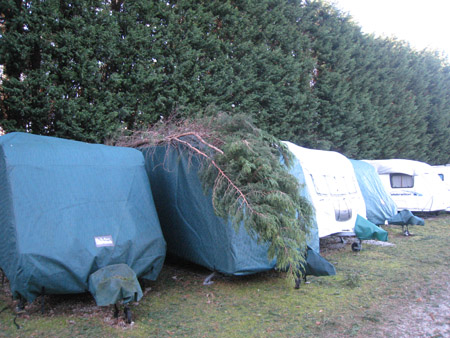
<box><xmin>13</xmin><ymin>315</ymin><xmax>20</xmax><ymax>329</ymax></box>
<box><xmin>13</xmin><ymin>297</ymin><xmax>26</xmax><ymax>330</ymax></box>
<box><xmin>0</xmin><ymin>305</ymin><xmax>9</xmax><ymax>315</ymax></box>
<box><xmin>0</xmin><ymin>305</ymin><xmax>20</xmax><ymax>330</ymax></box>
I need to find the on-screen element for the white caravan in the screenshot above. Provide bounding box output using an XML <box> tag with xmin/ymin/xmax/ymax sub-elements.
<box><xmin>432</xmin><ymin>165</ymin><xmax>450</xmax><ymax>211</ymax></box>
<box><xmin>283</xmin><ymin>141</ymin><xmax>367</xmax><ymax>238</ymax></box>
<box><xmin>364</xmin><ymin>159</ymin><xmax>449</xmax><ymax>213</ymax></box>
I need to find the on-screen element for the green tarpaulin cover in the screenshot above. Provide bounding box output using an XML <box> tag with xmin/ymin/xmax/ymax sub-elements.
<box><xmin>388</xmin><ymin>210</ymin><xmax>425</xmax><ymax>226</ymax></box>
<box><xmin>354</xmin><ymin>215</ymin><xmax>388</xmax><ymax>241</ymax></box>
<box><xmin>142</xmin><ymin>145</ymin><xmax>275</xmax><ymax>275</ymax></box>
<box><xmin>350</xmin><ymin>160</ymin><xmax>398</xmax><ymax>225</ymax></box>
<box><xmin>283</xmin><ymin>154</ymin><xmax>320</xmax><ymax>253</ymax></box>
<box><xmin>141</xmin><ymin>145</ymin><xmax>321</xmax><ymax>276</ymax></box>
<box><xmin>88</xmin><ymin>264</ymin><xmax>143</xmax><ymax>306</ymax></box>
<box><xmin>303</xmin><ymin>247</ymin><xmax>336</xmax><ymax>276</ymax></box>
<box><xmin>0</xmin><ymin>133</ymin><xmax>166</xmax><ymax>304</ymax></box>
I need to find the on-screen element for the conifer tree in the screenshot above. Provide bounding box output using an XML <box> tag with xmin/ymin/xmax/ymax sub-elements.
<box><xmin>406</xmin><ymin>50</ymin><xmax>450</xmax><ymax>164</ymax></box>
<box><xmin>1</xmin><ymin>0</ymin><xmax>449</xmax><ymax>163</ymax></box>
<box><xmin>297</xmin><ymin>1</ymin><xmax>373</xmax><ymax>156</ymax></box>
<box><xmin>1</xmin><ymin>0</ymin><xmax>122</xmax><ymax>142</ymax></box>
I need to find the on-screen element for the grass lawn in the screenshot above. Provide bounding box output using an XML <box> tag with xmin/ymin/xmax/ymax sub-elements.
<box><xmin>1</xmin><ymin>213</ymin><xmax>449</xmax><ymax>337</ymax></box>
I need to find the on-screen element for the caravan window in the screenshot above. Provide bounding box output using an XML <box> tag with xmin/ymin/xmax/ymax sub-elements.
<box><xmin>326</xmin><ymin>176</ymin><xmax>340</xmax><ymax>195</ymax></box>
<box><xmin>310</xmin><ymin>174</ymin><xmax>329</xmax><ymax>195</ymax></box>
<box><xmin>310</xmin><ymin>174</ymin><xmax>358</xmax><ymax>195</ymax></box>
<box><xmin>438</xmin><ymin>173</ymin><xmax>444</xmax><ymax>181</ymax></box>
<box><xmin>343</xmin><ymin>176</ymin><xmax>358</xmax><ymax>194</ymax></box>
<box><xmin>334</xmin><ymin>176</ymin><xmax>358</xmax><ymax>195</ymax></box>
<box><xmin>390</xmin><ymin>173</ymin><xmax>414</xmax><ymax>188</ymax></box>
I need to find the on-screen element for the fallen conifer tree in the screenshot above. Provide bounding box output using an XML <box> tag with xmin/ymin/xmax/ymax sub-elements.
<box><xmin>110</xmin><ymin>113</ymin><xmax>313</xmax><ymax>282</ymax></box>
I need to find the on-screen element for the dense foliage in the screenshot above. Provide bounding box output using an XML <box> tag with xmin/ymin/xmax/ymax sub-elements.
<box><xmin>199</xmin><ymin>114</ymin><xmax>313</xmax><ymax>277</ymax></box>
<box><xmin>1</xmin><ymin>0</ymin><xmax>449</xmax><ymax>163</ymax></box>
<box><xmin>112</xmin><ymin>113</ymin><xmax>314</xmax><ymax>280</ymax></box>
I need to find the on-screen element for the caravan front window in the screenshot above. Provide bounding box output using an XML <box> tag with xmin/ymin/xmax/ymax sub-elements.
<box><xmin>334</xmin><ymin>176</ymin><xmax>358</xmax><ymax>195</ymax></box>
<box><xmin>326</xmin><ymin>176</ymin><xmax>340</xmax><ymax>195</ymax></box>
<box><xmin>390</xmin><ymin>173</ymin><xmax>414</xmax><ymax>188</ymax></box>
<box><xmin>311</xmin><ymin>174</ymin><xmax>358</xmax><ymax>196</ymax></box>
<box><xmin>343</xmin><ymin>176</ymin><xmax>358</xmax><ymax>194</ymax></box>
<box><xmin>310</xmin><ymin>174</ymin><xmax>329</xmax><ymax>195</ymax></box>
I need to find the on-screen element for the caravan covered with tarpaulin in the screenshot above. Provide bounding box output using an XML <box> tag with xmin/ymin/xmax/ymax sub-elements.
<box><xmin>140</xmin><ymin>144</ymin><xmax>325</xmax><ymax>277</ymax></box>
<box><xmin>350</xmin><ymin>159</ymin><xmax>398</xmax><ymax>225</ymax></box>
<box><xmin>0</xmin><ymin>133</ymin><xmax>166</xmax><ymax>306</ymax></box>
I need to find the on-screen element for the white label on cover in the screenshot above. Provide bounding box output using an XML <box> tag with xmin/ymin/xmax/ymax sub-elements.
<box><xmin>94</xmin><ymin>235</ymin><xmax>114</xmax><ymax>247</ymax></box>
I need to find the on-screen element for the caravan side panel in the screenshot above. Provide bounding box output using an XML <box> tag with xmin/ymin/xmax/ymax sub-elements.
<box><xmin>365</xmin><ymin>159</ymin><xmax>449</xmax><ymax>212</ymax></box>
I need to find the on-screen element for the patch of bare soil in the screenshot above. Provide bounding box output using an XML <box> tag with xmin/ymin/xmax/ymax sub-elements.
<box><xmin>319</xmin><ymin>234</ymin><xmax>450</xmax><ymax>338</ymax></box>
<box><xmin>320</xmin><ymin>235</ymin><xmax>363</xmax><ymax>252</ymax></box>
<box><xmin>374</xmin><ymin>276</ymin><xmax>450</xmax><ymax>338</ymax></box>
<box><xmin>0</xmin><ymin>277</ymin><xmax>146</xmax><ymax>329</ymax></box>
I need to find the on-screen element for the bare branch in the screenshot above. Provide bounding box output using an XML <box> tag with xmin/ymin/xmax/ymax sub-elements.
<box><xmin>170</xmin><ymin>132</ymin><xmax>224</xmax><ymax>155</ymax></box>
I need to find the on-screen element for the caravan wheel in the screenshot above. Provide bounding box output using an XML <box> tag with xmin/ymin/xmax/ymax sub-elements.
<box><xmin>351</xmin><ymin>242</ymin><xmax>361</xmax><ymax>252</ymax></box>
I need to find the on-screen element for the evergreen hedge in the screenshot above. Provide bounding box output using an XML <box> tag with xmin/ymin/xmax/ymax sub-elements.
<box><xmin>1</xmin><ymin>0</ymin><xmax>449</xmax><ymax>164</ymax></box>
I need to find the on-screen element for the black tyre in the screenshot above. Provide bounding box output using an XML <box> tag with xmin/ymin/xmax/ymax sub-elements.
<box><xmin>351</xmin><ymin>242</ymin><xmax>361</xmax><ymax>252</ymax></box>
